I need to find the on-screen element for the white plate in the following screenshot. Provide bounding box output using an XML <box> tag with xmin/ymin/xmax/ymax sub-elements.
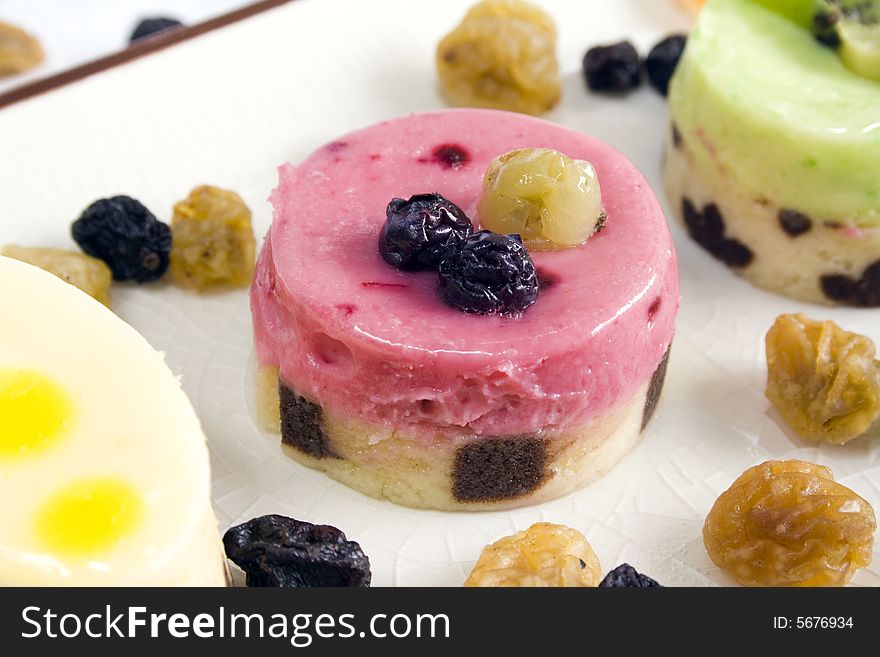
<box><xmin>1</xmin><ymin>0</ymin><xmax>878</xmax><ymax>587</ymax></box>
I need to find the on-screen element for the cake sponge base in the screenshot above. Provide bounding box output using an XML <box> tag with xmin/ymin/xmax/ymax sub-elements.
<box><xmin>255</xmin><ymin>350</ymin><xmax>669</xmax><ymax>511</ymax></box>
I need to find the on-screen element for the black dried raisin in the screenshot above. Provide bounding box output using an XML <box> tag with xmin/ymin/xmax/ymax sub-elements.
<box><xmin>644</xmin><ymin>34</ymin><xmax>687</xmax><ymax>96</ymax></box>
<box><xmin>583</xmin><ymin>41</ymin><xmax>641</xmax><ymax>92</ymax></box>
<box><xmin>438</xmin><ymin>231</ymin><xmax>539</xmax><ymax>316</ymax></box>
<box><xmin>72</xmin><ymin>196</ymin><xmax>171</xmax><ymax>283</ymax></box>
<box><xmin>379</xmin><ymin>193</ymin><xmax>472</xmax><ymax>271</ymax></box>
<box><xmin>598</xmin><ymin>563</ymin><xmax>662</xmax><ymax>588</ymax></box>
<box><xmin>223</xmin><ymin>515</ymin><xmax>371</xmax><ymax>587</ymax></box>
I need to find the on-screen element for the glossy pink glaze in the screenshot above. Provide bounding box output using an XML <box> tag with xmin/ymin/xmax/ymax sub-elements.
<box><xmin>252</xmin><ymin>110</ymin><xmax>678</xmax><ymax>439</ymax></box>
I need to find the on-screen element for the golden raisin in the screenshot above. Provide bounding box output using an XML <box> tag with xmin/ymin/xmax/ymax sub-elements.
<box><xmin>0</xmin><ymin>21</ymin><xmax>43</xmax><ymax>77</ymax></box>
<box><xmin>436</xmin><ymin>0</ymin><xmax>561</xmax><ymax>116</ymax></box>
<box><xmin>1</xmin><ymin>245</ymin><xmax>112</xmax><ymax>307</ymax></box>
<box><xmin>169</xmin><ymin>185</ymin><xmax>256</xmax><ymax>290</ymax></box>
<box><xmin>703</xmin><ymin>460</ymin><xmax>876</xmax><ymax>587</ymax></box>
<box><xmin>765</xmin><ymin>313</ymin><xmax>880</xmax><ymax>444</ymax></box>
<box><xmin>464</xmin><ymin>522</ymin><xmax>601</xmax><ymax>587</ymax></box>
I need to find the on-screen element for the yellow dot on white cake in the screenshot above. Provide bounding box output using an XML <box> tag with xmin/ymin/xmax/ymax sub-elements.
<box><xmin>35</xmin><ymin>477</ymin><xmax>143</xmax><ymax>556</ymax></box>
<box><xmin>0</xmin><ymin>369</ymin><xmax>72</xmax><ymax>458</ymax></box>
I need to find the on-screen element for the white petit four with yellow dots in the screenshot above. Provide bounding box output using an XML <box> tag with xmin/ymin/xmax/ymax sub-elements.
<box><xmin>0</xmin><ymin>255</ymin><xmax>226</xmax><ymax>585</ymax></box>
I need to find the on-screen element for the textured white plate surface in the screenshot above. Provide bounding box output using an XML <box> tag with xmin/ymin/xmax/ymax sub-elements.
<box><xmin>1</xmin><ymin>0</ymin><xmax>878</xmax><ymax>587</ymax></box>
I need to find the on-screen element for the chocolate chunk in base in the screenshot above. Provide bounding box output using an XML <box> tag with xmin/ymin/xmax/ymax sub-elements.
<box><xmin>683</xmin><ymin>198</ymin><xmax>719</xmax><ymax>236</ymax></box>
<box><xmin>279</xmin><ymin>384</ymin><xmax>339</xmax><ymax>459</ymax></box>
<box><xmin>862</xmin><ymin>262</ymin><xmax>880</xmax><ymax>305</ymax></box>
<box><xmin>642</xmin><ymin>346</ymin><xmax>671</xmax><ymax>431</ymax></box>
<box><xmin>452</xmin><ymin>437</ymin><xmax>548</xmax><ymax>502</ymax></box>
<box><xmin>714</xmin><ymin>238</ymin><xmax>753</xmax><ymax>268</ymax></box>
<box><xmin>682</xmin><ymin>198</ymin><xmax>754</xmax><ymax>268</ymax></box>
<box><xmin>820</xmin><ymin>274</ymin><xmax>858</xmax><ymax>304</ymax></box>
<box><xmin>820</xmin><ymin>260</ymin><xmax>880</xmax><ymax>307</ymax></box>
<box><xmin>778</xmin><ymin>209</ymin><xmax>812</xmax><ymax>237</ymax></box>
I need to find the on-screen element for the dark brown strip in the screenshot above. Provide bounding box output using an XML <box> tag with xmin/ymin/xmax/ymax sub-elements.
<box><xmin>452</xmin><ymin>437</ymin><xmax>549</xmax><ymax>503</ymax></box>
<box><xmin>0</xmin><ymin>0</ymin><xmax>293</xmax><ymax>110</ymax></box>
<box><xmin>641</xmin><ymin>345</ymin><xmax>671</xmax><ymax>431</ymax></box>
<box><xmin>279</xmin><ymin>383</ymin><xmax>339</xmax><ymax>459</ymax></box>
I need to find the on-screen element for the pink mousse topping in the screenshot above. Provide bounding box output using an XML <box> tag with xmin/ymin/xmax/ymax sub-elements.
<box><xmin>252</xmin><ymin>109</ymin><xmax>678</xmax><ymax>438</ymax></box>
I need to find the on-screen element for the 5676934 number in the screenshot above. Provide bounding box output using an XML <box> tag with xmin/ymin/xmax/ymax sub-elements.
<box><xmin>774</xmin><ymin>617</ymin><xmax>854</xmax><ymax>630</ymax></box>
<box><xmin>798</xmin><ymin>617</ymin><xmax>852</xmax><ymax>629</ymax></box>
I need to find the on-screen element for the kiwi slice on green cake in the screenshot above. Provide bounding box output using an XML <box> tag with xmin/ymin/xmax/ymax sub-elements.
<box><xmin>752</xmin><ymin>0</ymin><xmax>880</xmax><ymax>81</ymax></box>
<box><xmin>834</xmin><ymin>3</ymin><xmax>880</xmax><ymax>80</ymax></box>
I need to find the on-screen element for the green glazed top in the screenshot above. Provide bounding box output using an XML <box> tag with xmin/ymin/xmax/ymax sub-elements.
<box><xmin>669</xmin><ymin>0</ymin><xmax>880</xmax><ymax>227</ymax></box>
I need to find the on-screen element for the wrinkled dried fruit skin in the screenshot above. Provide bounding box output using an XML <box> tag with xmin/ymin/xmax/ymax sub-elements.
<box><xmin>438</xmin><ymin>231</ymin><xmax>539</xmax><ymax>316</ymax></box>
<box><xmin>765</xmin><ymin>313</ymin><xmax>880</xmax><ymax>444</ymax></box>
<box><xmin>598</xmin><ymin>563</ymin><xmax>662</xmax><ymax>588</ymax></box>
<box><xmin>72</xmin><ymin>196</ymin><xmax>171</xmax><ymax>283</ymax></box>
<box><xmin>478</xmin><ymin>148</ymin><xmax>603</xmax><ymax>251</ymax></box>
<box><xmin>583</xmin><ymin>41</ymin><xmax>641</xmax><ymax>92</ymax></box>
<box><xmin>464</xmin><ymin>522</ymin><xmax>601</xmax><ymax>587</ymax></box>
<box><xmin>436</xmin><ymin>0</ymin><xmax>561</xmax><ymax>115</ymax></box>
<box><xmin>223</xmin><ymin>514</ymin><xmax>371</xmax><ymax>587</ymax></box>
<box><xmin>379</xmin><ymin>193</ymin><xmax>473</xmax><ymax>270</ymax></box>
<box><xmin>1</xmin><ymin>245</ymin><xmax>112</xmax><ymax>307</ymax></box>
<box><xmin>169</xmin><ymin>185</ymin><xmax>256</xmax><ymax>290</ymax></box>
<box><xmin>0</xmin><ymin>21</ymin><xmax>44</xmax><ymax>77</ymax></box>
<box><xmin>703</xmin><ymin>460</ymin><xmax>876</xmax><ymax>587</ymax></box>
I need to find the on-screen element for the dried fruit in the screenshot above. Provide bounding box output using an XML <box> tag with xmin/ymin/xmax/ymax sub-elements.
<box><xmin>1</xmin><ymin>245</ymin><xmax>112</xmax><ymax>307</ymax></box>
<box><xmin>464</xmin><ymin>522</ymin><xmax>601</xmax><ymax>587</ymax></box>
<box><xmin>379</xmin><ymin>193</ymin><xmax>472</xmax><ymax>271</ymax></box>
<box><xmin>436</xmin><ymin>0</ymin><xmax>561</xmax><ymax>115</ymax></box>
<box><xmin>223</xmin><ymin>514</ymin><xmax>371</xmax><ymax>587</ymax></box>
<box><xmin>72</xmin><ymin>196</ymin><xmax>171</xmax><ymax>283</ymax></box>
<box><xmin>0</xmin><ymin>21</ymin><xmax>44</xmax><ymax>77</ymax></box>
<box><xmin>130</xmin><ymin>17</ymin><xmax>183</xmax><ymax>43</ymax></box>
<box><xmin>598</xmin><ymin>563</ymin><xmax>662</xmax><ymax>588</ymax></box>
<box><xmin>169</xmin><ymin>185</ymin><xmax>256</xmax><ymax>290</ymax></box>
<box><xmin>765</xmin><ymin>313</ymin><xmax>880</xmax><ymax>444</ymax></box>
<box><xmin>583</xmin><ymin>41</ymin><xmax>641</xmax><ymax>92</ymax></box>
<box><xmin>438</xmin><ymin>231</ymin><xmax>539</xmax><ymax>316</ymax></box>
<box><xmin>703</xmin><ymin>460</ymin><xmax>876</xmax><ymax>587</ymax></box>
<box><xmin>478</xmin><ymin>148</ymin><xmax>604</xmax><ymax>251</ymax></box>
<box><xmin>644</xmin><ymin>34</ymin><xmax>687</xmax><ymax>96</ymax></box>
